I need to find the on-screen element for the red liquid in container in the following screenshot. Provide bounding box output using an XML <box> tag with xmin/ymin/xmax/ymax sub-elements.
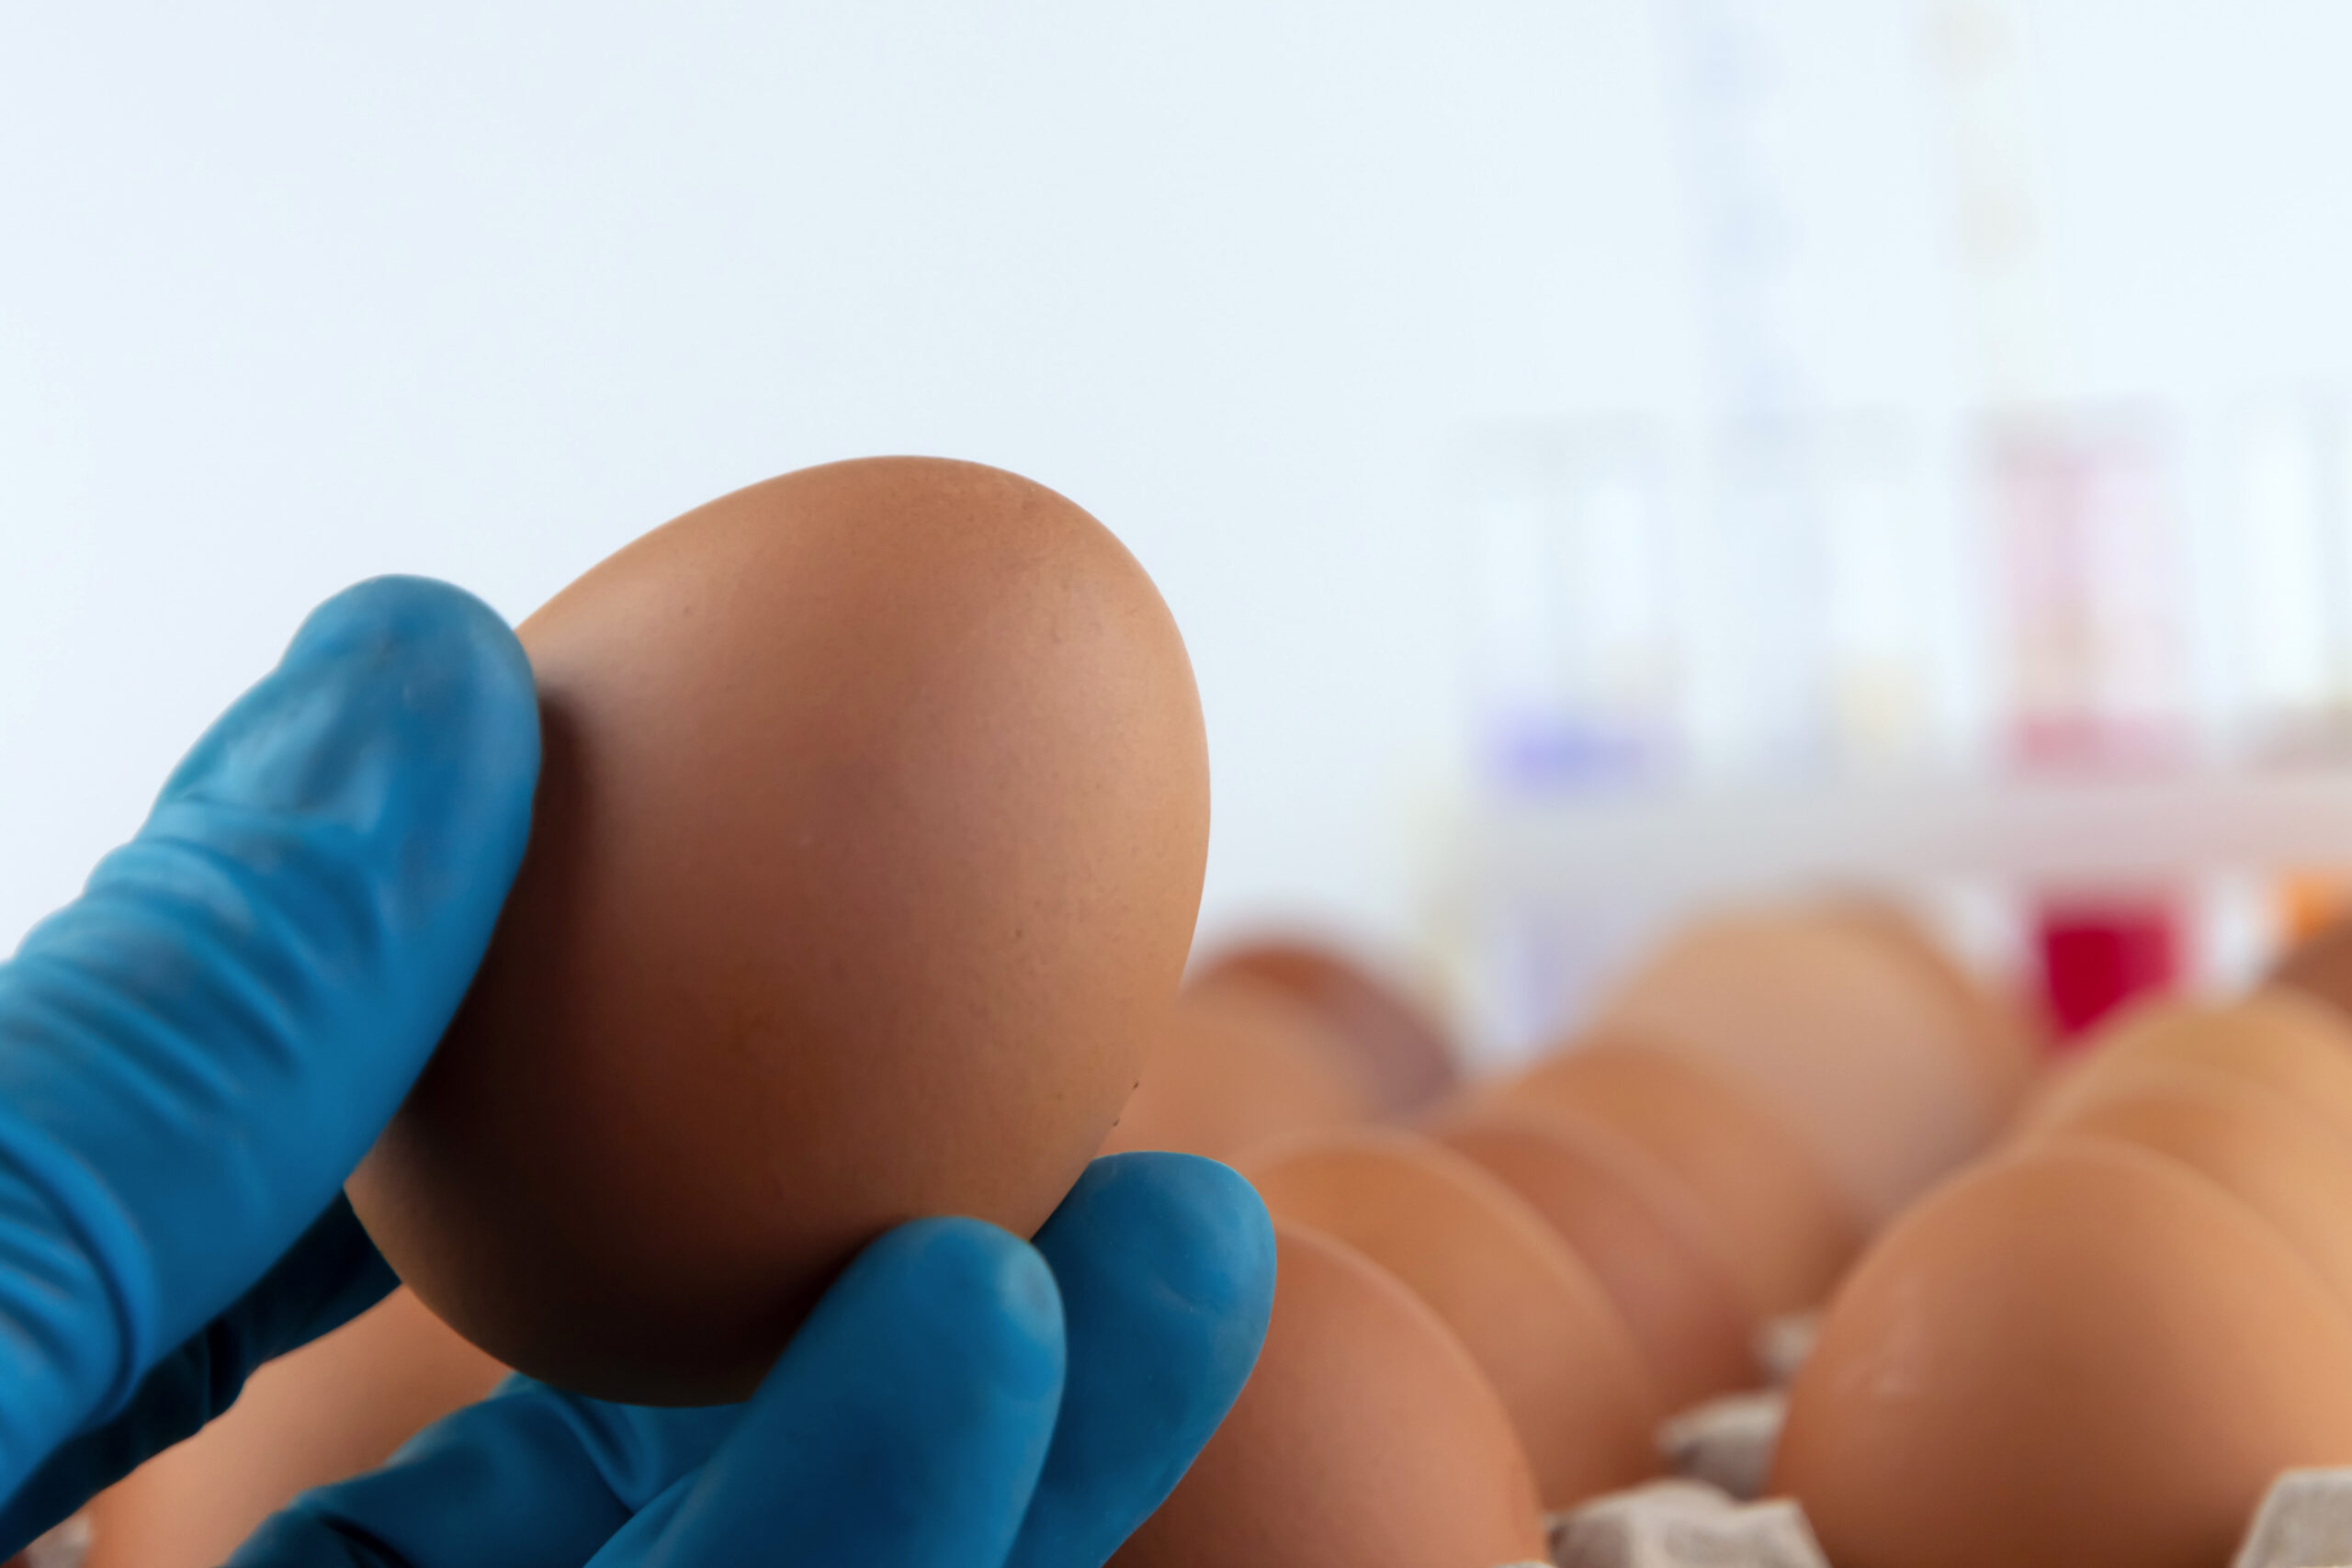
<box><xmin>2035</xmin><ymin>898</ymin><xmax>2179</xmax><ymax>1043</ymax></box>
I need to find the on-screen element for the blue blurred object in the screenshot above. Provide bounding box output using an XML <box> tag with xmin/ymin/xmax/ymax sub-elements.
<box><xmin>0</xmin><ymin>578</ymin><xmax>1274</xmax><ymax>1566</ymax></box>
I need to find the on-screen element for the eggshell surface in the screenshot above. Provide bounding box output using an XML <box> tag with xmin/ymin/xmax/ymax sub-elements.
<box><xmin>2271</xmin><ymin>912</ymin><xmax>2352</xmax><ymax>1020</ymax></box>
<box><xmin>1773</xmin><ymin>1139</ymin><xmax>2352</xmax><ymax>1568</ymax></box>
<box><xmin>1244</xmin><ymin>1129</ymin><xmax>1662</xmax><ymax>1506</ymax></box>
<box><xmin>1192</xmin><ymin>938</ymin><xmax>1458</xmax><ymax>1113</ymax></box>
<box><xmin>1434</xmin><ymin>1106</ymin><xmax>1758</xmax><ymax>1406</ymax></box>
<box><xmin>1109</xmin><ymin>1224</ymin><xmax>1546</xmax><ymax>1568</ymax></box>
<box><xmin>1821</xmin><ymin>896</ymin><xmax>2039</xmax><ymax>1116</ymax></box>
<box><xmin>349</xmin><ymin>457</ymin><xmax>1211</xmax><ymax>1403</ymax></box>
<box><xmin>2018</xmin><ymin>1059</ymin><xmax>2352</xmax><ymax>1312</ymax></box>
<box><xmin>1504</xmin><ymin>1043</ymin><xmax>1861</xmax><ymax>1316</ymax></box>
<box><xmin>2029</xmin><ymin>991</ymin><xmax>2352</xmax><ymax>1148</ymax></box>
<box><xmin>1100</xmin><ymin>979</ymin><xmax>1375</xmax><ymax>1160</ymax></box>
<box><xmin>1596</xmin><ymin>910</ymin><xmax>2001</xmax><ymax>1224</ymax></box>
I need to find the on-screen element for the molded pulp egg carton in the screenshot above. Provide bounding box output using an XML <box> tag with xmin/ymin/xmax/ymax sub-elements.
<box><xmin>1541</xmin><ymin>1314</ymin><xmax>1825</xmax><ymax>1567</ymax></box>
<box><xmin>1546</xmin><ymin>1478</ymin><xmax>1826</xmax><ymax>1568</ymax></box>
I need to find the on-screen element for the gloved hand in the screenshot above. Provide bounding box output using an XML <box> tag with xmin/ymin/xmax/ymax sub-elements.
<box><xmin>0</xmin><ymin>577</ymin><xmax>1274</xmax><ymax>1566</ymax></box>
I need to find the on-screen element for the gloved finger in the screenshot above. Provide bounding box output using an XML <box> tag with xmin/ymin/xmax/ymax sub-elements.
<box><xmin>575</xmin><ymin>1168</ymin><xmax>1273</xmax><ymax>1568</ymax></box>
<box><xmin>228</xmin><ymin>1376</ymin><xmax>740</xmax><ymax>1568</ymax></box>
<box><xmin>604</xmin><ymin>1217</ymin><xmax>1064</xmax><ymax>1568</ymax></box>
<box><xmin>0</xmin><ymin>576</ymin><xmax>538</xmax><ymax>1523</ymax></box>
<box><xmin>1004</xmin><ymin>1153</ymin><xmax>1275</xmax><ymax>1568</ymax></box>
<box><xmin>0</xmin><ymin>1196</ymin><xmax>393</xmax><ymax>1546</ymax></box>
<box><xmin>230</xmin><ymin>1217</ymin><xmax>1065</xmax><ymax>1568</ymax></box>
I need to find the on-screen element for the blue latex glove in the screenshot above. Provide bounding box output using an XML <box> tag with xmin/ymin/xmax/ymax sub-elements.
<box><xmin>0</xmin><ymin>576</ymin><xmax>1275</xmax><ymax>1566</ymax></box>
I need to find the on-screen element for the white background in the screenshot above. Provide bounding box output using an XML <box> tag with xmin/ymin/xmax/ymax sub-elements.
<box><xmin>7</xmin><ymin>1</ymin><xmax>2352</xmax><ymax>961</ymax></box>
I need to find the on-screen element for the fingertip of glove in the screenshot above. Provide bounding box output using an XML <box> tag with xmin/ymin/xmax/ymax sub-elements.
<box><xmin>283</xmin><ymin>577</ymin><xmax>538</xmax><ymax>780</ymax></box>
<box><xmin>153</xmin><ymin>576</ymin><xmax>539</xmax><ymax>854</ymax></box>
<box><xmin>833</xmin><ymin>1219</ymin><xmax>1065</xmax><ymax>1404</ymax></box>
<box><xmin>284</xmin><ymin>577</ymin><xmax>529</xmax><ymax>690</ymax></box>
<box><xmin>1053</xmin><ymin>1154</ymin><xmax>1277</xmax><ymax>1325</ymax></box>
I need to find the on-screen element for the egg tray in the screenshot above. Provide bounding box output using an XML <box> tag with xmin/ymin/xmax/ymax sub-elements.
<box><xmin>1525</xmin><ymin>1389</ymin><xmax>2352</xmax><ymax>1568</ymax></box>
<box><xmin>1544</xmin><ymin>1479</ymin><xmax>1825</xmax><ymax>1567</ymax></box>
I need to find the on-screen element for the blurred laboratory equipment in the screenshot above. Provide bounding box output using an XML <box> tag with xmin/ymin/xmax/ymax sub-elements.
<box><xmin>1454</xmin><ymin>423</ymin><xmax>1688</xmax><ymax>1061</ymax></box>
<box><xmin>1425</xmin><ymin>0</ymin><xmax>2352</xmax><ymax>1064</ymax></box>
<box><xmin>1981</xmin><ymin>412</ymin><xmax>2192</xmax><ymax>1038</ymax></box>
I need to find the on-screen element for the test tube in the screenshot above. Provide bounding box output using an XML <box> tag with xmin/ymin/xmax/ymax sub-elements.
<box><xmin>1458</xmin><ymin>424</ymin><xmax>1683</xmax><ymax>1057</ymax></box>
<box><xmin>1814</xmin><ymin>417</ymin><xmax>1949</xmax><ymax>772</ymax></box>
<box><xmin>1983</xmin><ymin>413</ymin><xmax>2191</xmax><ymax>1039</ymax></box>
<box><xmin>1466</xmin><ymin>425</ymin><xmax>1683</xmax><ymax>796</ymax></box>
<box><xmin>1690</xmin><ymin>423</ymin><xmax>1835</xmax><ymax>778</ymax></box>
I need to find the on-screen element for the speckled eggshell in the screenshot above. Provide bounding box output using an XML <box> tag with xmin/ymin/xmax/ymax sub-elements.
<box><xmin>1100</xmin><ymin>979</ymin><xmax>1377</xmax><ymax>1160</ymax></box>
<box><xmin>348</xmin><ymin>457</ymin><xmax>1211</xmax><ymax>1404</ymax></box>
<box><xmin>1243</xmin><ymin>1128</ymin><xmax>1663</xmax><ymax>1507</ymax></box>
<box><xmin>1433</xmin><ymin>1105</ymin><xmax>1759</xmax><ymax>1407</ymax></box>
<box><xmin>1595</xmin><ymin>909</ymin><xmax>2003</xmax><ymax>1225</ymax></box>
<box><xmin>1503</xmin><ymin>1043</ymin><xmax>1862</xmax><ymax>1317</ymax></box>
<box><xmin>1772</xmin><ymin>1139</ymin><xmax>2352</xmax><ymax>1568</ymax></box>
<box><xmin>1109</xmin><ymin>1224</ymin><xmax>1547</xmax><ymax>1568</ymax></box>
<box><xmin>1191</xmin><ymin>938</ymin><xmax>1460</xmax><ymax>1114</ymax></box>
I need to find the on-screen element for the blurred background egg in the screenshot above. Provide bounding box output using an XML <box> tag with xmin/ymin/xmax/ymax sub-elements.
<box><xmin>1773</xmin><ymin>1139</ymin><xmax>2352</xmax><ymax>1568</ymax></box>
<box><xmin>2029</xmin><ymin>992</ymin><xmax>2352</xmax><ymax>1147</ymax></box>
<box><xmin>2271</xmin><ymin>913</ymin><xmax>2352</xmax><ymax>1021</ymax></box>
<box><xmin>84</xmin><ymin>1290</ymin><xmax>504</xmax><ymax>1568</ymax></box>
<box><xmin>2016</xmin><ymin>1058</ymin><xmax>2352</xmax><ymax>1312</ymax></box>
<box><xmin>1243</xmin><ymin>1128</ymin><xmax>1662</xmax><ymax>1507</ymax></box>
<box><xmin>1100</xmin><ymin>979</ymin><xmax>1376</xmax><ymax>1160</ymax></box>
<box><xmin>1431</xmin><ymin>1105</ymin><xmax>1758</xmax><ymax>1407</ymax></box>
<box><xmin>1498</xmin><ymin>1042</ymin><xmax>1861</xmax><ymax>1316</ymax></box>
<box><xmin>1818</xmin><ymin>897</ymin><xmax>2041</xmax><ymax>1120</ymax></box>
<box><xmin>1109</xmin><ymin>1224</ymin><xmax>1545</xmax><ymax>1568</ymax></box>
<box><xmin>1188</xmin><ymin>938</ymin><xmax>1460</xmax><ymax>1116</ymax></box>
<box><xmin>348</xmin><ymin>457</ymin><xmax>1211</xmax><ymax>1404</ymax></box>
<box><xmin>1592</xmin><ymin>908</ymin><xmax>2005</xmax><ymax>1225</ymax></box>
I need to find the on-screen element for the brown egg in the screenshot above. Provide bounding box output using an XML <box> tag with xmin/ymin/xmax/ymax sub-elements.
<box><xmin>1503</xmin><ymin>1043</ymin><xmax>1861</xmax><ymax>1316</ymax></box>
<box><xmin>1100</xmin><ymin>980</ymin><xmax>1376</xmax><ymax>1160</ymax></box>
<box><xmin>1191</xmin><ymin>938</ymin><xmax>1459</xmax><ymax>1114</ymax></box>
<box><xmin>1772</xmin><ymin>1139</ymin><xmax>2352</xmax><ymax>1568</ymax></box>
<box><xmin>86</xmin><ymin>1290</ymin><xmax>505</xmax><ymax>1568</ymax></box>
<box><xmin>1596</xmin><ymin>909</ymin><xmax>2002</xmax><ymax>1224</ymax></box>
<box><xmin>1243</xmin><ymin>1129</ymin><xmax>1661</xmax><ymax>1506</ymax></box>
<box><xmin>1820</xmin><ymin>896</ymin><xmax>2040</xmax><ymax>1117</ymax></box>
<box><xmin>349</xmin><ymin>458</ymin><xmax>1210</xmax><ymax>1403</ymax></box>
<box><xmin>2272</xmin><ymin>909</ymin><xmax>2352</xmax><ymax>1017</ymax></box>
<box><xmin>2017</xmin><ymin>1059</ymin><xmax>2352</xmax><ymax>1311</ymax></box>
<box><xmin>2007</xmin><ymin>1041</ymin><xmax>2098</xmax><ymax>1135</ymax></box>
<box><xmin>1110</xmin><ymin>1224</ymin><xmax>1546</xmax><ymax>1568</ymax></box>
<box><xmin>1432</xmin><ymin>1106</ymin><xmax>1758</xmax><ymax>1406</ymax></box>
<box><xmin>2028</xmin><ymin>990</ymin><xmax>2352</xmax><ymax>1148</ymax></box>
